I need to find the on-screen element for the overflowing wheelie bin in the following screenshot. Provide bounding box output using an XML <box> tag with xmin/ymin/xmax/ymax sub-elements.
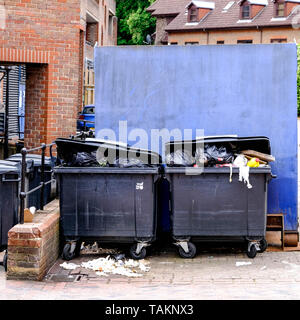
<box><xmin>164</xmin><ymin>136</ymin><xmax>275</xmax><ymax>259</ymax></box>
<box><xmin>54</xmin><ymin>137</ymin><xmax>161</xmax><ymax>260</ymax></box>
<box><xmin>0</xmin><ymin>161</ymin><xmax>20</xmax><ymax>271</ymax></box>
<box><xmin>6</xmin><ymin>153</ymin><xmax>54</xmax><ymax>210</ymax></box>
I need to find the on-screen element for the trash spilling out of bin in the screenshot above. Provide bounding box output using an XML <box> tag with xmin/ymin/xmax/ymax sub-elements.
<box><xmin>60</xmin><ymin>255</ymin><xmax>151</xmax><ymax>278</ymax></box>
<box><xmin>164</xmin><ymin>136</ymin><xmax>275</xmax><ymax>259</ymax></box>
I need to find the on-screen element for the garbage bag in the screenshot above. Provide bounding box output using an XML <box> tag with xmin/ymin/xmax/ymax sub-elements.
<box><xmin>165</xmin><ymin>150</ymin><xmax>195</xmax><ymax>167</ymax></box>
<box><xmin>195</xmin><ymin>147</ymin><xmax>208</xmax><ymax>167</ymax></box>
<box><xmin>113</xmin><ymin>157</ymin><xmax>147</xmax><ymax>168</ymax></box>
<box><xmin>203</xmin><ymin>145</ymin><xmax>234</xmax><ymax>167</ymax></box>
<box><xmin>71</xmin><ymin>152</ymin><xmax>100</xmax><ymax>167</ymax></box>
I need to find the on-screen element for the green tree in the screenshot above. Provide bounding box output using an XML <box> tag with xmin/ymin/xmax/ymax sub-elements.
<box><xmin>116</xmin><ymin>0</ymin><xmax>156</xmax><ymax>45</ymax></box>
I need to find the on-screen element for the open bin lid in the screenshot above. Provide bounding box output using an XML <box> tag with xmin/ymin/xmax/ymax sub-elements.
<box><xmin>165</xmin><ymin>136</ymin><xmax>271</xmax><ymax>156</ymax></box>
<box><xmin>164</xmin><ymin>135</ymin><xmax>272</xmax><ymax>168</ymax></box>
<box><xmin>55</xmin><ymin>137</ymin><xmax>162</xmax><ymax>167</ymax></box>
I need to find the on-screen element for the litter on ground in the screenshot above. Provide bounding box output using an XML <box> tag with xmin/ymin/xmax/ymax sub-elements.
<box><xmin>60</xmin><ymin>255</ymin><xmax>150</xmax><ymax>278</ymax></box>
<box><xmin>260</xmin><ymin>266</ymin><xmax>267</xmax><ymax>270</ymax></box>
<box><xmin>59</xmin><ymin>262</ymin><xmax>80</xmax><ymax>270</ymax></box>
<box><xmin>236</xmin><ymin>261</ymin><xmax>252</xmax><ymax>267</ymax></box>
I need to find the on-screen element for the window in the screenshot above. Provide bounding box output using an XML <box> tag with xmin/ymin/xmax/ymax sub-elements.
<box><xmin>170</xmin><ymin>42</ymin><xmax>178</xmax><ymax>45</ymax></box>
<box><xmin>185</xmin><ymin>42</ymin><xmax>199</xmax><ymax>45</ymax></box>
<box><xmin>271</xmin><ymin>38</ymin><xmax>287</xmax><ymax>43</ymax></box>
<box><xmin>242</xmin><ymin>4</ymin><xmax>250</xmax><ymax>19</ymax></box>
<box><xmin>276</xmin><ymin>2</ymin><xmax>285</xmax><ymax>17</ymax></box>
<box><xmin>108</xmin><ymin>13</ymin><xmax>113</xmax><ymax>36</ymax></box>
<box><xmin>188</xmin><ymin>6</ymin><xmax>198</xmax><ymax>22</ymax></box>
<box><xmin>237</xmin><ymin>39</ymin><xmax>253</xmax><ymax>44</ymax></box>
<box><xmin>217</xmin><ymin>40</ymin><xmax>225</xmax><ymax>44</ymax></box>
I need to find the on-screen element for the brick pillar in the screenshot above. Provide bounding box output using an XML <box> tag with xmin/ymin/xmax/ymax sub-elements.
<box><xmin>7</xmin><ymin>201</ymin><xmax>60</xmax><ymax>281</ymax></box>
<box><xmin>25</xmin><ymin>64</ymin><xmax>49</xmax><ymax>149</ymax></box>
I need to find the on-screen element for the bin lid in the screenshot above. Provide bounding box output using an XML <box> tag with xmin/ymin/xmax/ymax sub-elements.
<box><xmin>55</xmin><ymin>138</ymin><xmax>162</xmax><ymax>167</ymax></box>
<box><xmin>6</xmin><ymin>153</ymin><xmax>52</xmax><ymax>167</ymax></box>
<box><xmin>0</xmin><ymin>160</ymin><xmax>20</xmax><ymax>175</ymax></box>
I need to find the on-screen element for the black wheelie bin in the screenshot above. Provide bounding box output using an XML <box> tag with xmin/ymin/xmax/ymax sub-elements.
<box><xmin>164</xmin><ymin>136</ymin><xmax>275</xmax><ymax>259</ymax></box>
<box><xmin>0</xmin><ymin>161</ymin><xmax>20</xmax><ymax>271</ymax></box>
<box><xmin>6</xmin><ymin>153</ymin><xmax>54</xmax><ymax>210</ymax></box>
<box><xmin>54</xmin><ymin>137</ymin><xmax>161</xmax><ymax>260</ymax></box>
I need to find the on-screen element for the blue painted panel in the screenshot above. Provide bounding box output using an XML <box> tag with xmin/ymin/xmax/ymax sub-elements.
<box><xmin>95</xmin><ymin>44</ymin><xmax>298</xmax><ymax>231</ymax></box>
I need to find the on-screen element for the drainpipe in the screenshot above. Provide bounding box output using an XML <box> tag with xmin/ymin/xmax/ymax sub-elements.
<box><xmin>203</xmin><ymin>28</ymin><xmax>209</xmax><ymax>44</ymax></box>
<box><xmin>257</xmin><ymin>25</ymin><xmax>263</xmax><ymax>44</ymax></box>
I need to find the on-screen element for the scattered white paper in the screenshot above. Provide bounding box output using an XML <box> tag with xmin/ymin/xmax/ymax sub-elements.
<box><xmin>60</xmin><ymin>262</ymin><xmax>80</xmax><ymax>270</ymax></box>
<box><xmin>236</xmin><ymin>261</ymin><xmax>252</xmax><ymax>267</ymax></box>
<box><xmin>79</xmin><ymin>255</ymin><xmax>151</xmax><ymax>278</ymax></box>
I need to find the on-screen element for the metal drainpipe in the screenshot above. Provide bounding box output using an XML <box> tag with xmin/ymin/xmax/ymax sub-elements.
<box><xmin>257</xmin><ymin>25</ymin><xmax>263</xmax><ymax>43</ymax></box>
<box><xmin>203</xmin><ymin>29</ymin><xmax>209</xmax><ymax>44</ymax></box>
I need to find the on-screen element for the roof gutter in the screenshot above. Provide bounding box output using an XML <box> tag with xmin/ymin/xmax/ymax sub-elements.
<box><xmin>165</xmin><ymin>23</ymin><xmax>294</xmax><ymax>32</ymax></box>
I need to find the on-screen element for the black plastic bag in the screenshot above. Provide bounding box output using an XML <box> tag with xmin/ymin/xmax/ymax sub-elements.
<box><xmin>203</xmin><ymin>145</ymin><xmax>234</xmax><ymax>167</ymax></box>
<box><xmin>113</xmin><ymin>157</ymin><xmax>147</xmax><ymax>168</ymax></box>
<box><xmin>70</xmin><ymin>152</ymin><xmax>100</xmax><ymax>167</ymax></box>
<box><xmin>165</xmin><ymin>150</ymin><xmax>195</xmax><ymax>167</ymax></box>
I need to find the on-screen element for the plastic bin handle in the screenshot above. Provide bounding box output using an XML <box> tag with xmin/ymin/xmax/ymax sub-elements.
<box><xmin>37</xmin><ymin>168</ymin><xmax>53</xmax><ymax>174</ymax></box>
<box><xmin>2</xmin><ymin>174</ymin><xmax>21</xmax><ymax>183</ymax></box>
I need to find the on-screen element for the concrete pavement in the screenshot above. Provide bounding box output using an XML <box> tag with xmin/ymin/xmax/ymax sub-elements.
<box><xmin>1</xmin><ymin>245</ymin><xmax>300</xmax><ymax>300</ymax></box>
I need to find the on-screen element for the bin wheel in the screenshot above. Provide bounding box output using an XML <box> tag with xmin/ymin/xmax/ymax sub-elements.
<box><xmin>178</xmin><ymin>242</ymin><xmax>196</xmax><ymax>259</ymax></box>
<box><xmin>3</xmin><ymin>251</ymin><xmax>7</xmax><ymax>272</ymax></box>
<box><xmin>62</xmin><ymin>243</ymin><xmax>75</xmax><ymax>261</ymax></box>
<box><xmin>259</xmin><ymin>238</ymin><xmax>268</xmax><ymax>253</ymax></box>
<box><xmin>129</xmin><ymin>244</ymin><xmax>147</xmax><ymax>260</ymax></box>
<box><xmin>247</xmin><ymin>244</ymin><xmax>257</xmax><ymax>259</ymax></box>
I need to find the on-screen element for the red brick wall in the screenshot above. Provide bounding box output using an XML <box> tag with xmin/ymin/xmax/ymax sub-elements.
<box><xmin>286</xmin><ymin>1</ymin><xmax>298</xmax><ymax>16</ymax></box>
<box><xmin>0</xmin><ymin>0</ymin><xmax>83</xmax><ymax>148</ymax></box>
<box><xmin>86</xmin><ymin>22</ymin><xmax>99</xmax><ymax>45</ymax></box>
<box><xmin>198</xmin><ymin>8</ymin><xmax>211</xmax><ymax>20</ymax></box>
<box><xmin>7</xmin><ymin>200</ymin><xmax>60</xmax><ymax>281</ymax></box>
<box><xmin>251</xmin><ymin>4</ymin><xmax>264</xmax><ymax>19</ymax></box>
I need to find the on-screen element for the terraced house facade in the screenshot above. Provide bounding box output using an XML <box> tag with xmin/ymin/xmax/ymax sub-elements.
<box><xmin>147</xmin><ymin>0</ymin><xmax>300</xmax><ymax>45</ymax></box>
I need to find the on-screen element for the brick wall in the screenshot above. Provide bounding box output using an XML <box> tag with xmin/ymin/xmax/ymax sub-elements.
<box><xmin>155</xmin><ymin>17</ymin><xmax>169</xmax><ymax>45</ymax></box>
<box><xmin>0</xmin><ymin>0</ymin><xmax>83</xmax><ymax>149</ymax></box>
<box><xmin>7</xmin><ymin>200</ymin><xmax>60</xmax><ymax>281</ymax></box>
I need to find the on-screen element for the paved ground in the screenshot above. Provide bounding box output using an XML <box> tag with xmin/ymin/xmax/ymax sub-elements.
<box><xmin>1</xmin><ymin>242</ymin><xmax>300</xmax><ymax>300</ymax></box>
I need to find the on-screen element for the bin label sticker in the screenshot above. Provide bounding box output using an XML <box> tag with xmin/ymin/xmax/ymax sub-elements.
<box><xmin>136</xmin><ymin>182</ymin><xmax>144</xmax><ymax>190</ymax></box>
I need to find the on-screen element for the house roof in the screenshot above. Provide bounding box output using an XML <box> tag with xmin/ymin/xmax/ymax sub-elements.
<box><xmin>147</xmin><ymin>0</ymin><xmax>300</xmax><ymax>31</ymax></box>
<box><xmin>146</xmin><ymin>0</ymin><xmax>186</xmax><ymax>16</ymax></box>
<box><xmin>186</xmin><ymin>1</ymin><xmax>216</xmax><ymax>9</ymax></box>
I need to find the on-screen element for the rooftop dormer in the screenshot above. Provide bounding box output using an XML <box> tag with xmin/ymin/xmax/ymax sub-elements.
<box><xmin>239</xmin><ymin>0</ymin><xmax>268</xmax><ymax>20</ymax></box>
<box><xmin>186</xmin><ymin>1</ymin><xmax>215</xmax><ymax>23</ymax></box>
<box><xmin>273</xmin><ymin>0</ymin><xmax>300</xmax><ymax>18</ymax></box>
